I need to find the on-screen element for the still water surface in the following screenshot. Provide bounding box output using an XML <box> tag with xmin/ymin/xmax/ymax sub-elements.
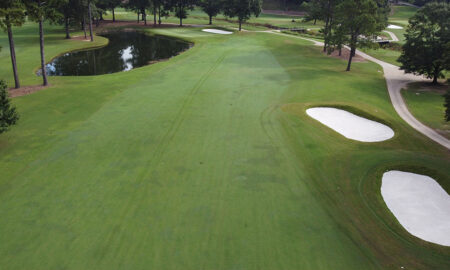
<box><xmin>44</xmin><ymin>31</ymin><xmax>191</xmax><ymax>76</ymax></box>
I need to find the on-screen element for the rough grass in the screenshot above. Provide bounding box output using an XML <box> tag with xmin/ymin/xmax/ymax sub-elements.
<box><xmin>0</xmin><ymin>21</ymin><xmax>449</xmax><ymax>270</ymax></box>
<box><xmin>401</xmin><ymin>83</ymin><xmax>450</xmax><ymax>139</ymax></box>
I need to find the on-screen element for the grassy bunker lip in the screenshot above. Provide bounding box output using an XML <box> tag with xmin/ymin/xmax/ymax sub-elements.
<box><xmin>306</xmin><ymin>107</ymin><xmax>395</xmax><ymax>142</ymax></box>
<box><xmin>381</xmin><ymin>170</ymin><xmax>450</xmax><ymax>246</ymax></box>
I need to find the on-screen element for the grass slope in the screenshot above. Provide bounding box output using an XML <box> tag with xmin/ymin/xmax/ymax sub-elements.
<box><xmin>402</xmin><ymin>83</ymin><xmax>450</xmax><ymax>139</ymax></box>
<box><xmin>0</xmin><ymin>22</ymin><xmax>449</xmax><ymax>270</ymax></box>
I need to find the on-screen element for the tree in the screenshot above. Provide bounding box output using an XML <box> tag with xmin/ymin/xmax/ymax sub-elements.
<box><xmin>335</xmin><ymin>0</ymin><xmax>386</xmax><ymax>71</ymax></box>
<box><xmin>0</xmin><ymin>80</ymin><xmax>19</xmax><ymax>134</ymax></box>
<box><xmin>25</xmin><ymin>0</ymin><xmax>61</xmax><ymax>86</ymax></box>
<box><xmin>199</xmin><ymin>0</ymin><xmax>222</xmax><ymax>25</ymax></box>
<box><xmin>398</xmin><ymin>2</ymin><xmax>450</xmax><ymax>84</ymax></box>
<box><xmin>328</xmin><ymin>22</ymin><xmax>348</xmax><ymax>56</ymax></box>
<box><xmin>0</xmin><ymin>0</ymin><xmax>26</xmax><ymax>89</ymax></box>
<box><xmin>58</xmin><ymin>0</ymin><xmax>83</xmax><ymax>39</ymax></box>
<box><xmin>301</xmin><ymin>0</ymin><xmax>322</xmax><ymax>25</ymax></box>
<box><xmin>127</xmin><ymin>0</ymin><xmax>151</xmax><ymax>25</ymax></box>
<box><xmin>302</xmin><ymin>0</ymin><xmax>342</xmax><ymax>52</ymax></box>
<box><xmin>97</xmin><ymin>0</ymin><xmax>121</xmax><ymax>22</ymax></box>
<box><xmin>88</xmin><ymin>0</ymin><xmax>94</xmax><ymax>40</ymax></box>
<box><xmin>170</xmin><ymin>0</ymin><xmax>196</xmax><ymax>26</ymax></box>
<box><xmin>223</xmin><ymin>0</ymin><xmax>262</xmax><ymax>31</ymax></box>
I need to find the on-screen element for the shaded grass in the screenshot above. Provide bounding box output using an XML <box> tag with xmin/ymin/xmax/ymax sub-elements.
<box><xmin>360</xmin><ymin>47</ymin><xmax>401</xmax><ymax>66</ymax></box>
<box><xmin>401</xmin><ymin>83</ymin><xmax>450</xmax><ymax>139</ymax></box>
<box><xmin>0</xmin><ymin>22</ymin><xmax>449</xmax><ymax>270</ymax></box>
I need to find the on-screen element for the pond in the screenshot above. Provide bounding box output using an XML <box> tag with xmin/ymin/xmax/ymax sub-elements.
<box><xmin>43</xmin><ymin>31</ymin><xmax>191</xmax><ymax>76</ymax></box>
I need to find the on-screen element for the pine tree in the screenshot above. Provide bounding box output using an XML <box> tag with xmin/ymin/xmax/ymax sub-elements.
<box><xmin>0</xmin><ymin>80</ymin><xmax>19</xmax><ymax>134</ymax></box>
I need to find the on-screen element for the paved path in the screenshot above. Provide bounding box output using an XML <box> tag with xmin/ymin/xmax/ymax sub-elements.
<box><xmin>383</xmin><ymin>30</ymin><xmax>399</xmax><ymax>42</ymax></box>
<box><xmin>268</xmin><ymin>31</ymin><xmax>450</xmax><ymax>149</ymax></box>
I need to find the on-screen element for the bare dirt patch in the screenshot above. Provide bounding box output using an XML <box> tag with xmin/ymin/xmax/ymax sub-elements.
<box><xmin>70</xmin><ymin>36</ymin><xmax>91</xmax><ymax>42</ymax></box>
<box><xmin>8</xmin><ymin>85</ymin><xmax>50</xmax><ymax>98</ymax></box>
<box><xmin>324</xmin><ymin>48</ymin><xmax>366</xmax><ymax>62</ymax></box>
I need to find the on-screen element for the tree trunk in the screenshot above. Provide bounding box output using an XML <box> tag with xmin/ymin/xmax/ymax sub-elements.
<box><xmin>39</xmin><ymin>18</ymin><xmax>48</xmax><ymax>86</ymax></box>
<box><xmin>432</xmin><ymin>76</ymin><xmax>438</xmax><ymax>84</ymax></box>
<box><xmin>339</xmin><ymin>47</ymin><xmax>342</xmax><ymax>56</ymax></box>
<box><xmin>144</xmin><ymin>10</ymin><xmax>147</xmax><ymax>25</ymax></box>
<box><xmin>323</xmin><ymin>16</ymin><xmax>330</xmax><ymax>52</ymax></box>
<box><xmin>88</xmin><ymin>1</ymin><xmax>94</xmax><ymax>42</ymax></box>
<box><xmin>179</xmin><ymin>6</ymin><xmax>182</xmax><ymax>26</ymax></box>
<box><xmin>65</xmin><ymin>16</ymin><xmax>70</xmax><ymax>39</ymax></box>
<box><xmin>346</xmin><ymin>46</ymin><xmax>356</xmax><ymax>71</ymax></box>
<box><xmin>239</xmin><ymin>19</ymin><xmax>242</xmax><ymax>31</ymax></box>
<box><xmin>153</xmin><ymin>8</ymin><xmax>157</xmax><ymax>25</ymax></box>
<box><xmin>137</xmin><ymin>12</ymin><xmax>140</xmax><ymax>23</ymax></box>
<box><xmin>158</xmin><ymin>7</ymin><xmax>161</xmax><ymax>25</ymax></box>
<box><xmin>83</xmin><ymin>15</ymin><xmax>87</xmax><ymax>38</ymax></box>
<box><xmin>7</xmin><ymin>23</ymin><xmax>20</xmax><ymax>89</ymax></box>
<box><xmin>432</xmin><ymin>66</ymin><xmax>440</xmax><ymax>84</ymax></box>
<box><xmin>112</xmin><ymin>8</ymin><xmax>115</xmax><ymax>22</ymax></box>
<box><xmin>314</xmin><ymin>18</ymin><xmax>316</xmax><ymax>25</ymax></box>
<box><xmin>209</xmin><ymin>15</ymin><xmax>212</xmax><ymax>25</ymax></box>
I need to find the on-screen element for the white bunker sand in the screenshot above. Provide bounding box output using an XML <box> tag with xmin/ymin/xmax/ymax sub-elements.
<box><xmin>381</xmin><ymin>171</ymin><xmax>450</xmax><ymax>246</ymax></box>
<box><xmin>306</xmin><ymin>107</ymin><xmax>394</xmax><ymax>142</ymax></box>
<box><xmin>202</xmin><ymin>29</ymin><xmax>233</xmax><ymax>35</ymax></box>
<box><xmin>387</xmin><ymin>24</ymin><xmax>403</xmax><ymax>29</ymax></box>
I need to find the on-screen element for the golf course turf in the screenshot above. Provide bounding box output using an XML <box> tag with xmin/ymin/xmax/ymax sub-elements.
<box><xmin>0</xmin><ymin>21</ymin><xmax>449</xmax><ymax>270</ymax></box>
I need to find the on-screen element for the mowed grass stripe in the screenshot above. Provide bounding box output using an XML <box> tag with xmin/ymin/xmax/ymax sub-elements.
<box><xmin>0</xmin><ymin>25</ymin><xmax>449</xmax><ymax>269</ymax></box>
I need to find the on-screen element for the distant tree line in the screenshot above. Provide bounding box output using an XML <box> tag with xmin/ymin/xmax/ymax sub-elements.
<box><xmin>302</xmin><ymin>0</ymin><xmax>389</xmax><ymax>70</ymax></box>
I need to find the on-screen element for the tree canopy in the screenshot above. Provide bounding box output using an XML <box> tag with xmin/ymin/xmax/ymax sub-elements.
<box><xmin>398</xmin><ymin>2</ymin><xmax>450</xmax><ymax>84</ymax></box>
<box><xmin>199</xmin><ymin>0</ymin><xmax>222</xmax><ymax>25</ymax></box>
<box><xmin>223</xmin><ymin>0</ymin><xmax>262</xmax><ymax>31</ymax></box>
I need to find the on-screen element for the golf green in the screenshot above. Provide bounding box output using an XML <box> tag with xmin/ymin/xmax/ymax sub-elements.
<box><xmin>0</xmin><ymin>23</ymin><xmax>449</xmax><ymax>270</ymax></box>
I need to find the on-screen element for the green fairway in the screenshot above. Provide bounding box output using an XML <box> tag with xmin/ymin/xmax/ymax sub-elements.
<box><xmin>103</xmin><ymin>7</ymin><xmax>323</xmax><ymax>31</ymax></box>
<box><xmin>389</xmin><ymin>6</ymin><xmax>417</xmax><ymax>27</ymax></box>
<box><xmin>0</xmin><ymin>22</ymin><xmax>449</xmax><ymax>270</ymax></box>
<box><xmin>402</xmin><ymin>83</ymin><xmax>450</xmax><ymax>139</ymax></box>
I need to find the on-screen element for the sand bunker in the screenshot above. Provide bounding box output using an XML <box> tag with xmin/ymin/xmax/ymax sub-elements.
<box><xmin>387</xmin><ymin>24</ymin><xmax>403</xmax><ymax>29</ymax></box>
<box><xmin>202</xmin><ymin>29</ymin><xmax>233</xmax><ymax>35</ymax></box>
<box><xmin>306</xmin><ymin>107</ymin><xmax>394</xmax><ymax>142</ymax></box>
<box><xmin>381</xmin><ymin>171</ymin><xmax>450</xmax><ymax>246</ymax></box>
